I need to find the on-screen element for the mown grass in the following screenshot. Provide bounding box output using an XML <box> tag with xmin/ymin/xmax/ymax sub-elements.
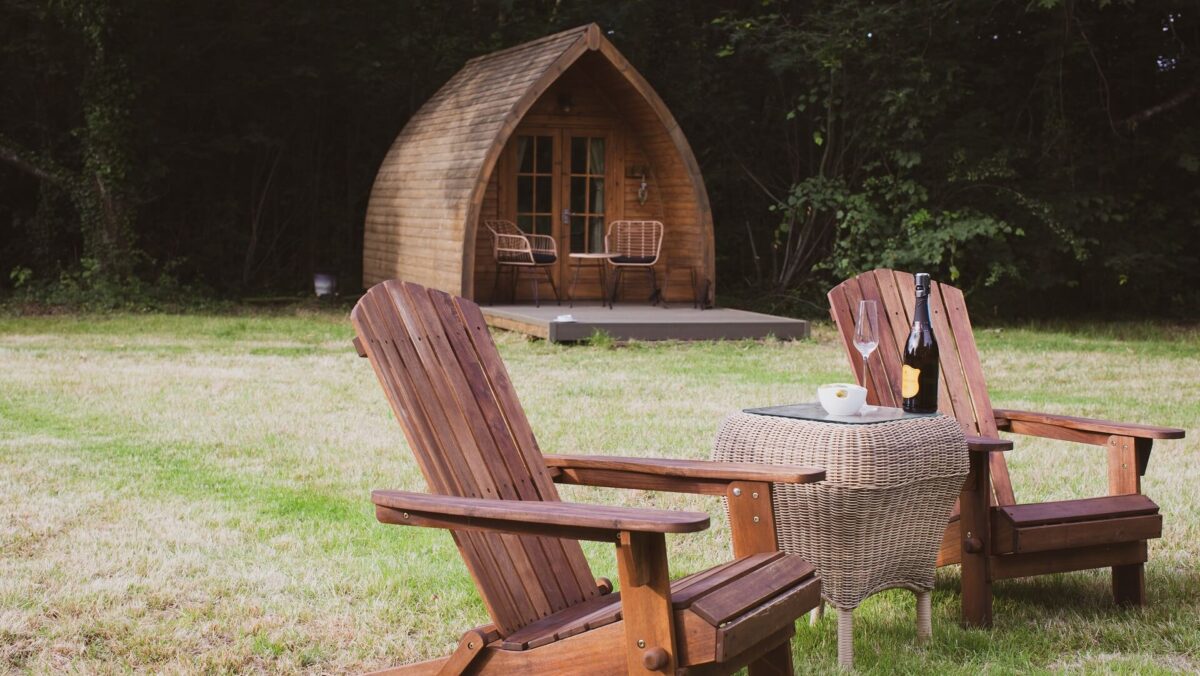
<box><xmin>1</xmin><ymin>312</ymin><xmax>1197</xmax><ymax>673</ymax></box>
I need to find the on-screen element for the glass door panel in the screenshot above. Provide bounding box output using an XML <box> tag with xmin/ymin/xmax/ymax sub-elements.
<box><xmin>514</xmin><ymin>134</ymin><xmax>555</xmax><ymax>236</ymax></box>
<box><xmin>566</xmin><ymin>135</ymin><xmax>607</xmax><ymax>253</ymax></box>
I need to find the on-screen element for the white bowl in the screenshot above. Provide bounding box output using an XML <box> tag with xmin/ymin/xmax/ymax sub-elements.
<box><xmin>817</xmin><ymin>383</ymin><xmax>867</xmax><ymax>416</ymax></box>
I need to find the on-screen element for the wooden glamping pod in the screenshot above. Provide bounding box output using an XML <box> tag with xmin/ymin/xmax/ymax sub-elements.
<box><xmin>363</xmin><ymin>23</ymin><xmax>714</xmax><ymax>306</ymax></box>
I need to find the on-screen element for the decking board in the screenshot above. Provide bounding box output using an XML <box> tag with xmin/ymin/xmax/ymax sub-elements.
<box><xmin>481</xmin><ymin>304</ymin><xmax>809</xmax><ymax>343</ymax></box>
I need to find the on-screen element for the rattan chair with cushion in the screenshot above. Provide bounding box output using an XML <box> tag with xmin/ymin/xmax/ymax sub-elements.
<box><xmin>485</xmin><ymin>219</ymin><xmax>560</xmax><ymax>306</ymax></box>
<box><xmin>604</xmin><ymin>219</ymin><xmax>663</xmax><ymax>306</ymax></box>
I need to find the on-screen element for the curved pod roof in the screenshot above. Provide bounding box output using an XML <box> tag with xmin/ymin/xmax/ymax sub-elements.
<box><xmin>363</xmin><ymin>24</ymin><xmax>713</xmax><ymax>298</ymax></box>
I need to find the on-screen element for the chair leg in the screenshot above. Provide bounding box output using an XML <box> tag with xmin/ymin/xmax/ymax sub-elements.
<box><xmin>542</xmin><ymin>266</ymin><xmax>560</xmax><ymax>305</ymax></box>
<box><xmin>610</xmin><ymin>267</ymin><xmax>624</xmax><ymax>308</ymax></box>
<box><xmin>1113</xmin><ymin>562</ymin><xmax>1146</xmax><ymax>606</ymax></box>
<box><xmin>916</xmin><ymin>590</ymin><xmax>932</xmax><ymax>643</ymax></box>
<box><xmin>747</xmin><ymin>639</ymin><xmax>794</xmax><ymax>676</ymax></box>
<box><xmin>960</xmin><ymin>451</ymin><xmax>993</xmax><ymax>628</ymax></box>
<box><xmin>837</xmin><ymin>608</ymin><xmax>854</xmax><ymax>670</ymax></box>
<box><xmin>568</xmin><ymin>260</ymin><xmax>582</xmax><ymax>308</ymax></box>
<box><xmin>600</xmin><ymin>263</ymin><xmax>610</xmax><ymax>309</ymax></box>
<box><xmin>531</xmin><ymin>268</ymin><xmax>540</xmax><ymax>307</ymax></box>
<box><xmin>646</xmin><ymin>267</ymin><xmax>659</xmax><ymax>305</ymax></box>
<box><xmin>809</xmin><ymin>600</ymin><xmax>824</xmax><ymax>626</ymax></box>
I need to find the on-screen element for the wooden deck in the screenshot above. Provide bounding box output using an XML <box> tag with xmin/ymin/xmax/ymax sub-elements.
<box><xmin>481</xmin><ymin>303</ymin><xmax>810</xmax><ymax>342</ymax></box>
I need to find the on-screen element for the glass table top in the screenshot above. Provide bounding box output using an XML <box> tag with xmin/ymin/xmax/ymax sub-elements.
<box><xmin>743</xmin><ymin>402</ymin><xmax>939</xmax><ymax>425</ymax></box>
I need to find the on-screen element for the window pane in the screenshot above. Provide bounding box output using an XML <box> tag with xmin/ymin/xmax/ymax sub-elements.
<box><xmin>517</xmin><ymin>176</ymin><xmax>532</xmax><ymax>213</ymax></box>
<box><xmin>517</xmin><ymin>214</ymin><xmax>533</xmax><ymax>232</ymax></box>
<box><xmin>570</xmin><ymin>137</ymin><xmax>586</xmax><ymax>174</ymax></box>
<box><xmin>517</xmin><ymin>136</ymin><xmax>532</xmax><ymax>174</ymax></box>
<box><xmin>590</xmin><ymin>178</ymin><xmax>605</xmax><ymax>214</ymax></box>
<box><xmin>571</xmin><ymin>215</ymin><xmax>586</xmax><ymax>252</ymax></box>
<box><xmin>535</xmin><ymin>215</ymin><xmax>552</xmax><ymax>236</ymax></box>
<box><xmin>535</xmin><ymin>176</ymin><xmax>552</xmax><ymax>213</ymax></box>
<box><xmin>570</xmin><ymin>176</ymin><xmax>587</xmax><ymax>214</ymax></box>
<box><xmin>590</xmin><ymin>217</ymin><xmax>605</xmax><ymax>253</ymax></box>
<box><xmin>535</xmin><ymin>136</ymin><xmax>553</xmax><ymax>173</ymax></box>
<box><xmin>589</xmin><ymin>138</ymin><xmax>605</xmax><ymax>174</ymax></box>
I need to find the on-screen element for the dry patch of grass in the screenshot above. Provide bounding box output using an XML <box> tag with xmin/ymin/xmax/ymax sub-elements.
<box><xmin>1</xmin><ymin>313</ymin><xmax>1197</xmax><ymax>673</ymax></box>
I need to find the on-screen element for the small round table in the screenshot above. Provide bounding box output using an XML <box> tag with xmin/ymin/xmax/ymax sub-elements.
<box><xmin>567</xmin><ymin>253</ymin><xmax>618</xmax><ymax>308</ymax></box>
<box><xmin>712</xmin><ymin>404</ymin><xmax>967</xmax><ymax>669</ymax></box>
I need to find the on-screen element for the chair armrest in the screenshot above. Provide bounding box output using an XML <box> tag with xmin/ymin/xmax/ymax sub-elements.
<box><xmin>965</xmin><ymin>435</ymin><xmax>1013</xmax><ymax>453</ymax></box>
<box><xmin>372</xmin><ymin>490</ymin><xmax>709</xmax><ymax>542</ymax></box>
<box><xmin>544</xmin><ymin>454</ymin><xmax>823</xmax><ymax>496</ymax></box>
<box><xmin>994</xmin><ymin>409</ymin><xmax>1185</xmax><ymax>441</ymax></box>
<box><xmin>494</xmin><ymin>233</ymin><xmax>534</xmax><ymax>263</ymax></box>
<box><xmin>525</xmin><ymin>233</ymin><xmax>557</xmax><ymax>254</ymax></box>
<box><xmin>493</xmin><ymin>232</ymin><xmax>531</xmax><ymax>249</ymax></box>
<box><xmin>545</xmin><ymin>454</ymin><xmax>824</xmax><ymax>483</ymax></box>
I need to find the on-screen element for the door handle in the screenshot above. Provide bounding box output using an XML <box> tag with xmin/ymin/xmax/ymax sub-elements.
<box><xmin>561</xmin><ymin>209</ymin><xmax>571</xmax><ymax>225</ymax></box>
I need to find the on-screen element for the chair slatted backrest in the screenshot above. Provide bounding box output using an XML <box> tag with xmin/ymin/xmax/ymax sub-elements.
<box><xmin>828</xmin><ymin>269</ymin><xmax>1016</xmax><ymax>506</ymax></box>
<box><xmin>351</xmin><ymin>280</ymin><xmax>599</xmax><ymax>636</ymax></box>
<box><xmin>606</xmin><ymin>220</ymin><xmax>664</xmax><ymax>261</ymax></box>
<box><xmin>485</xmin><ymin>219</ymin><xmax>531</xmax><ymax>264</ymax></box>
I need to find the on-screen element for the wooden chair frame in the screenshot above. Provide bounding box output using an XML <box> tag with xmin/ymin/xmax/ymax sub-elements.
<box><xmin>485</xmin><ymin>219</ymin><xmax>560</xmax><ymax>306</ymax></box>
<box><xmin>605</xmin><ymin>220</ymin><xmax>664</xmax><ymax>306</ymax></box>
<box><xmin>828</xmin><ymin>269</ymin><xmax>1184</xmax><ymax>628</ymax></box>
<box><xmin>353</xmin><ymin>280</ymin><xmax>826</xmax><ymax>675</ymax></box>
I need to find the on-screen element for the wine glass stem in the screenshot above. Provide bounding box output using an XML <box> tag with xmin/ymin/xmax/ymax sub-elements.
<box><xmin>861</xmin><ymin>355</ymin><xmax>868</xmax><ymax>385</ymax></box>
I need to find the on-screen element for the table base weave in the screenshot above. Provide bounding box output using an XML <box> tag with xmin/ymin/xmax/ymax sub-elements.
<box><xmin>713</xmin><ymin>412</ymin><xmax>967</xmax><ymax>611</ymax></box>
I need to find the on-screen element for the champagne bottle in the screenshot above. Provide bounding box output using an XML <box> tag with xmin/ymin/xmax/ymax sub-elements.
<box><xmin>902</xmin><ymin>273</ymin><xmax>939</xmax><ymax>413</ymax></box>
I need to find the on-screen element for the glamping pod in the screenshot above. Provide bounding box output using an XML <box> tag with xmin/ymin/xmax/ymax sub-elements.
<box><xmin>363</xmin><ymin>24</ymin><xmax>715</xmax><ymax>304</ymax></box>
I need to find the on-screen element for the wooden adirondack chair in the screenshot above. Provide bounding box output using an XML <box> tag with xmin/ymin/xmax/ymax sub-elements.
<box><xmin>352</xmin><ymin>279</ymin><xmax>825</xmax><ymax>675</ymax></box>
<box><xmin>827</xmin><ymin>269</ymin><xmax>1185</xmax><ymax>628</ymax></box>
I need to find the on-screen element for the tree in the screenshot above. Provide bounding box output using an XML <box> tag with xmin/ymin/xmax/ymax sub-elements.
<box><xmin>0</xmin><ymin>0</ymin><xmax>138</xmax><ymax>280</ymax></box>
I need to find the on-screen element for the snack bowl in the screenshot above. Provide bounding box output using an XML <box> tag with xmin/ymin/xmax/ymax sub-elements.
<box><xmin>817</xmin><ymin>383</ymin><xmax>868</xmax><ymax>416</ymax></box>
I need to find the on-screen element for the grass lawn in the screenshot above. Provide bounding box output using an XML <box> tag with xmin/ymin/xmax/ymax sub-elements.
<box><xmin>1</xmin><ymin>311</ymin><xmax>1198</xmax><ymax>673</ymax></box>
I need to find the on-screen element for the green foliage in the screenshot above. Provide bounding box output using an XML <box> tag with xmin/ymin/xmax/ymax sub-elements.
<box><xmin>585</xmin><ymin>328</ymin><xmax>616</xmax><ymax>349</ymax></box>
<box><xmin>9</xmin><ymin>266</ymin><xmax>33</xmax><ymax>288</ymax></box>
<box><xmin>713</xmin><ymin>0</ymin><xmax>1199</xmax><ymax>314</ymax></box>
<box><xmin>0</xmin><ymin>0</ymin><xmax>1197</xmax><ymax>316</ymax></box>
<box><xmin>1</xmin><ymin>257</ymin><xmax>226</xmax><ymax>314</ymax></box>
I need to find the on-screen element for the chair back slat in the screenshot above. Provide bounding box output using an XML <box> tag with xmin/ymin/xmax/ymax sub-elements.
<box><xmin>937</xmin><ymin>282</ymin><xmax>1015</xmax><ymax>504</ymax></box>
<box><xmin>828</xmin><ymin>269</ymin><xmax>1016</xmax><ymax>505</ymax></box>
<box><xmin>352</xmin><ymin>281</ymin><xmax>599</xmax><ymax>636</ymax></box>
<box><xmin>862</xmin><ymin>272</ymin><xmax>904</xmax><ymax>405</ymax></box>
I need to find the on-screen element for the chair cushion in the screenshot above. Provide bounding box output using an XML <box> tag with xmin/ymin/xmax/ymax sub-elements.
<box><xmin>532</xmin><ymin>252</ymin><xmax>557</xmax><ymax>264</ymax></box>
<box><xmin>611</xmin><ymin>255</ymin><xmax>655</xmax><ymax>265</ymax></box>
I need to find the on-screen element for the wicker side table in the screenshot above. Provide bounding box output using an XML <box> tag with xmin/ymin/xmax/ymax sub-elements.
<box><xmin>712</xmin><ymin>407</ymin><xmax>967</xmax><ymax>669</ymax></box>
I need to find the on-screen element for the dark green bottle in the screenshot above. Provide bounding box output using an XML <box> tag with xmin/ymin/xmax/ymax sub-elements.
<box><xmin>902</xmin><ymin>273</ymin><xmax>939</xmax><ymax>413</ymax></box>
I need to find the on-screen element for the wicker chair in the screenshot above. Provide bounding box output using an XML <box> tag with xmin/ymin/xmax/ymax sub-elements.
<box><xmin>485</xmin><ymin>219</ymin><xmax>560</xmax><ymax>306</ymax></box>
<box><xmin>604</xmin><ymin>219</ymin><xmax>663</xmax><ymax>306</ymax></box>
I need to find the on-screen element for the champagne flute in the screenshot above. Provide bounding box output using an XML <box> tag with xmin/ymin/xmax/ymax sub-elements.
<box><xmin>853</xmin><ymin>300</ymin><xmax>879</xmax><ymax>388</ymax></box>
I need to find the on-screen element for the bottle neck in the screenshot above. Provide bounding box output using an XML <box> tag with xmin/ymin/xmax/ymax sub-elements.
<box><xmin>913</xmin><ymin>293</ymin><xmax>931</xmax><ymax>326</ymax></box>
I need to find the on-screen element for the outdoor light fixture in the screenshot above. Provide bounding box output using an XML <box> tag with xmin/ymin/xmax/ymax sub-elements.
<box><xmin>557</xmin><ymin>93</ymin><xmax>573</xmax><ymax>113</ymax></box>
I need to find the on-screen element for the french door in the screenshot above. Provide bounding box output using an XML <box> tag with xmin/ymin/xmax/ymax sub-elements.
<box><xmin>509</xmin><ymin>129</ymin><xmax>611</xmax><ymax>280</ymax></box>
